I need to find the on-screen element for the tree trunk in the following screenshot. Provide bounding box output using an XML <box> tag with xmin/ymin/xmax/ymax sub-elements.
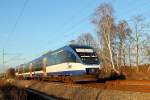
<box><xmin>128</xmin><ymin>40</ymin><xmax>131</xmax><ymax>67</ymax></box>
<box><xmin>123</xmin><ymin>43</ymin><xmax>126</xmax><ymax>66</ymax></box>
<box><xmin>103</xmin><ymin>29</ymin><xmax>119</xmax><ymax>74</ymax></box>
<box><xmin>135</xmin><ymin>23</ymin><xmax>140</xmax><ymax>68</ymax></box>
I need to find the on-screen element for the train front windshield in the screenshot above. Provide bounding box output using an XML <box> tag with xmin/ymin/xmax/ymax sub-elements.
<box><xmin>75</xmin><ymin>48</ymin><xmax>100</xmax><ymax>65</ymax></box>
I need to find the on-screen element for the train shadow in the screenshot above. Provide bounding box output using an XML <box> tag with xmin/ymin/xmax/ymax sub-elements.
<box><xmin>97</xmin><ymin>71</ymin><xmax>126</xmax><ymax>83</ymax></box>
<box><xmin>74</xmin><ymin>72</ymin><xmax>126</xmax><ymax>84</ymax></box>
<box><xmin>75</xmin><ymin>75</ymin><xmax>125</xmax><ymax>84</ymax></box>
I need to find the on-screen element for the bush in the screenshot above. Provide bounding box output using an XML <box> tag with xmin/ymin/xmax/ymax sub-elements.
<box><xmin>6</xmin><ymin>68</ymin><xmax>15</xmax><ymax>79</ymax></box>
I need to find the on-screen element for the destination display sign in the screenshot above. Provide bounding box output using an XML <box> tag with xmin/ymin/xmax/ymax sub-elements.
<box><xmin>75</xmin><ymin>48</ymin><xmax>94</xmax><ymax>53</ymax></box>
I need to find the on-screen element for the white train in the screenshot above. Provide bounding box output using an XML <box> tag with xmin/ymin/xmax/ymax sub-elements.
<box><xmin>16</xmin><ymin>45</ymin><xmax>100</xmax><ymax>82</ymax></box>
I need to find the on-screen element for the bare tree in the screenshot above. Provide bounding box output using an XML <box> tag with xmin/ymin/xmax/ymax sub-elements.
<box><xmin>6</xmin><ymin>68</ymin><xmax>15</xmax><ymax>78</ymax></box>
<box><xmin>139</xmin><ymin>34</ymin><xmax>150</xmax><ymax>65</ymax></box>
<box><xmin>76</xmin><ymin>32</ymin><xmax>97</xmax><ymax>48</ymax></box>
<box><xmin>132</xmin><ymin>15</ymin><xmax>149</xmax><ymax>66</ymax></box>
<box><xmin>117</xmin><ymin>20</ymin><xmax>132</xmax><ymax>67</ymax></box>
<box><xmin>147</xmin><ymin>48</ymin><xmax>150</xmax><ymax>60</ymax></box>
<box><xmin>146</xmin><ymin>36</ymin><xmax>150</xmax><ymax>59</ymax></box>
<box><xmin>127</xmin><ymin>35</ymin><xmax>134</xmax><ymax>67</ymax></box>
<box><xmin>92</xmin><ymin>3</ymin><xmax>119</xmax><ymax>74</ymax></box>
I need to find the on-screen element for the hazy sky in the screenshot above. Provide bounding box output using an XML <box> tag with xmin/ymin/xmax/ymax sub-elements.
<box><xmin>0</xmin><ymin>0</ymin><xmax>149</xmax><ymax>69</ymax></box>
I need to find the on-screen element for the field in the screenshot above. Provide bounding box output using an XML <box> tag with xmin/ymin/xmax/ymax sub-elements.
<box><xmin>123</xmin><ymin>64</ymin><xmax>150</xmax><ymax>80</ymax></box>
<box><xmin>1</xmin><ymin>64</ymin><xmax>150</xmax><ymax>100</ymax></box>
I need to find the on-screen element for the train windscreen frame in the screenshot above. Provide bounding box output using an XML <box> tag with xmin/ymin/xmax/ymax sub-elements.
<box><xmin>72</xmin><ymin>46</ymin><xmax>100</xmax><ymax>65</ymax></box>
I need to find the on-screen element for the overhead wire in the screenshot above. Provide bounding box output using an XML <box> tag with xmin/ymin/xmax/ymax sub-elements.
<box><xmin>117</xmin><ymin>1</ymin><xmax>150</xmax><ymax>21</ymax></box>
<box><xmin>37</xmin><ymin>0</ymin><xmax>132</xmax><ymax>55</ymax></box>
<box><xmin>4</xmin><ymin>0</ymin><xmax>29</xmax><ymax>47</ymax></box>
<box><xmin>3</xmin><ymin>0</ymin><xmax>29</xmax><ymax>66</ymax></box>
<box><xmin>62</xmin><ymin>0</ymin><xmax>150</xmax><ymax>47</ymax></box>
<box><xmin>12</xmin><ymin>0</ymin><xmax>150</xmax><ymax>64</ymax></box>
<box><xmin>57</xmin><ymin>0</ymin><xmax>95</xmax><ymax>32</ymax></box>
<box><xmin>31</xmin><ymin>0</ymin><xmax>101</xmax><ymax>57</ymax></box>
<box><xmin>44</xmin><ymin>0</ymin><xmax>100</xmax><ymax>48</ymax></box>
<box><xmin>47</xmin><ymin>0</ymin><xmax>117</xmax><ymax>47</ymax></box>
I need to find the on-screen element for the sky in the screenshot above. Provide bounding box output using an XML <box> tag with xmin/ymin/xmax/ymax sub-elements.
<box><xmin>0</xmin><ymin>0</ymin><xmax>149</xmax><ymax>70</ymax></box>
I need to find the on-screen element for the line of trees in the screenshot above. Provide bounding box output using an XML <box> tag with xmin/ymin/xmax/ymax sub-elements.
<box><xmin>72</xmin><ymin>3</ymin><xmax>150</xmax><ymax>73</ymax></box>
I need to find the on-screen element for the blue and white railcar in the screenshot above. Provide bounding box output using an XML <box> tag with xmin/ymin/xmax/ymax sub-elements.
<box><xmin>45</xmin><ymin>45</ymin><xmax>100</xmax><ymax>76</ymax></box>
<box><xmin>16</xmin><ymin>45</ymin><xmax>100</xmax><ymax>81</ymax></box>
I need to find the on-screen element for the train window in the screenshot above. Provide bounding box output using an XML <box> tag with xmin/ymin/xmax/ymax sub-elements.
<box><xmin>47</xmin><ymin>54</ymin><xmax>56</xmax><ymax>66</ymax></box>
<box><xmin>57</xmin><ymin>51</ymin><xmax>68</xmax><ymax>63</ymax></box>
<box><xmin>47</xmin><ymin>50</ymin><xmax>78</xmax><ymax>65</ymax></box>
<box><xmin>15</xmin><ymin>68</ymin><xmax>18</xmax><ymax>72</ymax></box>
<box><xmin>32</xmin><ymin>61</ymin><xmax>43</xmax><ymax>71</ymax></box>
<box><xmin>33</xmin><ymin>66</ymin><xmax>42</xmax><ymax>71</ymax></box>
<box><xmin>25</xmin><ymin>64</ymin><xmax>29</xmax><ymax>72</ymax></box>
<box><xmin>57</xmin><ymin>50</ymin><xmax>77</xmax><ymax>63</ymax></box>
<box><xmin>74</xmin><ymin>48</ymin><xmax>100</xmax><ymax>64</ymax></box>
<box><xmin>18</xmin><ymin>67</ymin><xmax>22</xmax><ymax>73</ymax></box>
<box><xmin>53</xmin><ymin>51</ymin><xmax>64</xmax><ymax>64</ymax></box>
<box><xmin>68</xmin><ymin>52</ymin><xmax>77</xmax><ymax>62</ymax></box>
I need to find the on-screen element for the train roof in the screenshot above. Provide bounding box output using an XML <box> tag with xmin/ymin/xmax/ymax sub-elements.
<box><xmin>42</xmin><ymin>44</ymin><xmax>92</xmax><ymax>56</ymax></box>
<box><xmin>68</xmin><ymin>44</ymin><xmax>92</xmax><ymax>49</ymax></box>
<box><xmin>17</xmin><ymin>44</ymin><xmax>93</xmax><ymax>66</ymax></box>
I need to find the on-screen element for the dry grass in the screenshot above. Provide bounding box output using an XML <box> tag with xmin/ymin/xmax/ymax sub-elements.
<box><xmin>99</xmin><ymin>64</ymin><xmax>150</xmax><ymax>80</ymax></box>
<box><xmin>123</xmin><ymin>64</ymin><xmax>150</xmax><ymax>80</ymax></box>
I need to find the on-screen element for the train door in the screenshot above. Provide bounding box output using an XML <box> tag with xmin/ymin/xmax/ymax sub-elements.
<box><xmin>22</xmin><ymin>64</ymin><xmax>25</xmax><ymax>78</ymax></box>
<box><xmin>29</xmin><ymin>63</ymin><xmax>32</xmax><ymax>78</ymax></box>
<box><xmin>43</xmin><ymin>57</ymin><xmax>47</xmax><ymax>77</ymax></box>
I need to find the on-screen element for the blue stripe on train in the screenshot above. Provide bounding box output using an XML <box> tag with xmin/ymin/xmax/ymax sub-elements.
<box><xmin>30</xmin><ymin>70</ymin><xmax>86</xmax><ymax>77</ymax></box>
<box><xmin>47</xmin><ymin>70</ymin><xmax>86</xmax><ymax>76</ymax></box>
<box><xmin>24</xmin><ymin>70</ymin><xmax>87</xmax><ymax>78</ymax></box>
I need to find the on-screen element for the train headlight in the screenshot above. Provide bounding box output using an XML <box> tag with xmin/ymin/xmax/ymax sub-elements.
<box><xmin>86</xmin><ymin>68</ymin><xmax>99</xmax><ymax>74</ymax></box>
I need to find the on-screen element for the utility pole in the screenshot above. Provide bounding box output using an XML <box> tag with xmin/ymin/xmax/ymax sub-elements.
<box><xmin>2</xmin><ymin>48</ymin><xmax>5</xmax><ymax>71</ymax></box>
<box><xmin>1</xmin><ymin>49</ymin><xmax>23</xmax><ymax>72</ymax></box>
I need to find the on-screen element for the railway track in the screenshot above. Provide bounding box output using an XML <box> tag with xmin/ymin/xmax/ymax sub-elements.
<box><xmin>14</xmin><ymin>79</ymin><xmax>150</xmax><ymax>93</ymax></box>
<box><xmin>47</xmin><ymin>79</ymin><xmax>150</xmax><ymax>93</ymax></box>
<box><xmin>76</xmin><ymin>80</ymin><xmax>150</xmax><ymax>93</ymax></box>
<box><xmin>3</xmin><ymin>79</ymin><xmax>150</xmax><ymax>100</ymax></box>
<box><xmin>105</xmin><ymin>80</ymin><xmax>150</xmax><ymax>92</ymax></box>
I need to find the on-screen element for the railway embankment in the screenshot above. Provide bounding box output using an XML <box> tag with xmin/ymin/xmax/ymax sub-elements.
<box><xmin>0</xmin><ymin>79</ymin><xmax>61</xmax><ymax>100</ymax></box>
<box><xmin>2</xmin><ymin>79</ymin><xmax>150</xmax><ymax>100</ymax></box>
